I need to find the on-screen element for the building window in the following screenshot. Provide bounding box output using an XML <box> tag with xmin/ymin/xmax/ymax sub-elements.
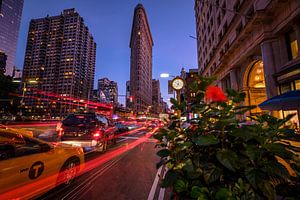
<box><xmin>280</xmin><ymin>83</ymin><xmax>292</xmax><ymax>94</ymax></box>
<box><xmin>248</xmin><ymin>61</ymin><xmax>265</xmax><ymax>88</ymax></box>
<box><xmin>286</xmin><ymin>30</ymin><xmax>299</xmax><ymax>60</ymax></box>
<box><xmin>295</xmin><ymin>79</ymin><xmax>300</xmax><ymax>90</ymax></box>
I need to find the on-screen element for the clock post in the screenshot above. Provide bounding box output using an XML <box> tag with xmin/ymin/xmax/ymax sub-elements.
<box><xmin>171</xmin><ymin>76</ymin><xmax>185</xmax><ymax>118</ymax></box>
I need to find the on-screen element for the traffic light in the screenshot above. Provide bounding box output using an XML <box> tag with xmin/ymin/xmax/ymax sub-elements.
<box><xmin>129</xmin><ymin>96</ymin><xmax>133</xmax><ymax>102</ymax></box>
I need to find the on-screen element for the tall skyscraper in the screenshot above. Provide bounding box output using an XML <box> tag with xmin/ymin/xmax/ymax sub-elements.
<box><xmin>22</xmin><ymin>8</ymin><xmax>96</xmax><ymax>117</ymax></box>
<box><xmin>97</xmin><ymin>77</ymin><xmax>118</xmax><ymax>105</ymax></box>
<box><xmin>152</xmin><ymin>79</ymin><xmax>161</xmax><ymax>115</ymax></box>
<box><xmin>0</xmin><ymin>0</ymin><xmax>24</xmax><ymax>76</ymax></box>
<box><xmin>0</xmin><ymin>52</ymin><xmax>7</xmax><ymax>74</ymax></box>
<box><xmin>129</xmin><ymin>4</ymin><xmax>153</xmax><ymax>113</ymax></box>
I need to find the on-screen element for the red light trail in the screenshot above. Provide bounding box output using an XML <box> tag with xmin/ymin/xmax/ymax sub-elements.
<box><xmin>0</xmin><ymin>127</ymin><xmax>159</xmax><ymax>200</ymax></box>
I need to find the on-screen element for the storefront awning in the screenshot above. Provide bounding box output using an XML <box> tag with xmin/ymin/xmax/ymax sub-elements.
<box><xmin>259</xmin><ymin>90</ymin><xmax>300</xmax><ymax>111</ymax></box>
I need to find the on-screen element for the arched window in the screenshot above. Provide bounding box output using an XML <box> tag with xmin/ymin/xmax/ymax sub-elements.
<box><xmin>248</xmin><ymin>61</ymin><xmax>265</xmax><ymax>88</ymax></box>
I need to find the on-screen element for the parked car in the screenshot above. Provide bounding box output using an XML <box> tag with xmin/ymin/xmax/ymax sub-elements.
<box><xmin>57</xmin><ymin>113</ymin><xmax>117</xmax><ymax>152</ymax></box>
<box><xmin>0</xmin><ymin>129</ymin><xmax>84</xmax><ymax>199</ymax></box>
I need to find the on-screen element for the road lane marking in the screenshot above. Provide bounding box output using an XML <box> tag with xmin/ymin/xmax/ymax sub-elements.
<box><xmin>147</xmin><ymin>166</ymin><xmax>163</xmax><ymax>200</ymax></box>
<box><xmin>116</xmin><ymin>138</ymin><xmax>128</xmax><ymax>143</ymax></box>
<box><xmin>120</xmin><ymin>136</ymin><xmax>140</xmax><ymax>139</ymax></box>
<box><xmin>62</xmin><ymin>159</ymin><xmax>119</xmax><ymax>200</ymax></box>
<box><xmin>158</xmin><ymin>166</ymin><xmax>167</xmax><ymax>200</ymax></box>
<box><xmin>63</xmin><ymin>153</ymin><xmax>126</xmax><ymax>200</ymax></box>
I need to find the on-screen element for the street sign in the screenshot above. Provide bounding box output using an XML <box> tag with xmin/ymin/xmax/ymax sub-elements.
<box><xmin>168</xmin><ymin>80</ymin><xmax>174</xmax><ymax>94</ymax></box>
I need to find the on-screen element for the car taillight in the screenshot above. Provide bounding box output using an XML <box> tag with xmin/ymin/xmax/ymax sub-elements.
<box><xmin>56</xmin><ymin>121</ymin><xmax>62</xmax><ymax>131</ymax></box>
<box><xmin>93</xmin><ymin>130</ymin><xmax>103</xmax><ymax>139</ymax></box>
<box><xmin>58</xmin><ymin>127</ymin><xmax>64</xmax><ymax>137</ymax></box>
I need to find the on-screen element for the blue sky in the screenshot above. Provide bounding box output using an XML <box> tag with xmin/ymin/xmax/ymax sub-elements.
<box><xmin>15</xmin><ymin>0</ymin><xmax>197</xmax><ymax>104</ymax></box>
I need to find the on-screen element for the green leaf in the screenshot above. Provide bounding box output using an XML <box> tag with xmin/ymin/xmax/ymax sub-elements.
<box><xmin>261</xmin><ymin>160</ymin><xmax>290</xmax><ymax>180</ymax></box>
<box><xmin>245</xmin><ymin>168</ymin><xmax>265</xmax><ymax>189</ymax></box>
<box><xmin>190</xmin><ymin>186</ymin><xmax>209</xmax><ymax>198</ymax></box>
<box><xmin>194</xmin><ymin>135</ymin><xmax>219</xmax><ymax>146</ymax></box>
<box><xmin>215</xmin><ymin>188</ymin><xmax>231</xmax><ymax>200</ymax></box>
<box><xmin>157</xmin><ymin>149</ymin><xmax>171</xmax><ymax>158</ymax></box>
<box><xmin>156</xmin><ymin>159</ymin><xmax>165</xmax><ymax>169</ymax></box>
<box><xmin>263</xmin><ymin>143</ymin><xmax>293</xmax><ymax>159</ymax></box>
<box><xmin>183</xmin><ymin>159</ymin><xmax>195</xmax><ymax>173</ymax></box>
<box><xmin>174</xmin><ymin>179</ymin><xmax>187</xmax><ymax>193</ymax></box>
<box><xmin>226</xmin><ymin>88</ymin><xmax>239</xmax><ymax>97</ymax></box>
<box><xmin>203</xmin><ymin>164</ymin><xmax>221</xmax><ymax>184</ymax></box>
<box><xmin>178</xmin><ymin>141</ymin><xmax>193</xmax><ymax>150</ymax></box>
<box><xmin>258</xmin><ymin>181</ymin><xmax>276</xmax><ymax>199</ymax></box>
<box><xmin>161</xmin><ymin>170</ymin><xmax>178</xmax><ymax>187</ymax></box>
<box><xmin>245</xmin><ymin>145</ymin><xmax>264</xmax><ymax>162</ymax></box>
<box><xmin>188</xmin><ymin>168</ymin><xmax>203</xmax><ymax>179</ymax></box>
<box><xmin>153</xmin><ymin>133</ymin><xmax>165</xmax><ymax>140</ymax></box>
<box><xmin>278</xmin><ymin>113</ymin><xmax>296</xmax><ymax>127</ymax></box>
<box><xmin>216</xmin><ymin>149</ymin><xmax>239</xmax><ymax>172</ymax></box>
<box><xmin>230</xmin><ymin>127</ymin><xmax>256</xmax><ymax>142</ymax></box>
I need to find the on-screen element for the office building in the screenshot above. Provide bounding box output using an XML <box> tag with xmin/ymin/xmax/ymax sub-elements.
<box><xmin>0</xmin><ymin>0</ymin><xmax>24</xmax><ymax>76</ymax></box>
<box><xmin>129</xmin><ymin>4</ymin><xmax>154</xmax><ymax>113</ymax></box>
<box><xmin>152</xmin><ymin>79</ymin><xmax>161</xmax><ymax>115</ymax></box>
<box><xmin>0</xmin><ymin>52</ymin><xmax>7</xmax><ymax>74</ymax></box>
<box><xmin>98</xmin><ymin>77</ymin><xmax>118</xmax><ymax>105</ymax></box>
<box><xmin>22</xmin><ymin>8</ymin><xmax>96</xmax><ymax>117</ymax></box>
<box><xmin>195</xmin><ymin>0</ymin><xmax>300</xmax><ymax>126</ymax></box>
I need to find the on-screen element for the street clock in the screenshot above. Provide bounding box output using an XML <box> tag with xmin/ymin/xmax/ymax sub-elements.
<box><xmin>171</xmin><ymin>77</ymin><xmax>184</xmax><ymax>90</ymax></box>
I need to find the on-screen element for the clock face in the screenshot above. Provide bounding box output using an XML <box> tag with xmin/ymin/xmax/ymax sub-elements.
<box><xmin>172</xmin><ymin>78</ymin><xmax>184</xmax><ymax>90</ymax></box>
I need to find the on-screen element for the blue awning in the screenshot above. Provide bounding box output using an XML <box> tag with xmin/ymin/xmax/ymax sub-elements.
<box><xmin>258</xmin><ymin>90</ymin><xmax>300</xmax><ymax>111</ymax></box>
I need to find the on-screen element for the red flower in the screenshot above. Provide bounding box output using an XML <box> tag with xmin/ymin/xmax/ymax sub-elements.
<box><xmin>205</xmin><ymin>85</ymin><xmax>227</xmax><ymax>102</ymax></box>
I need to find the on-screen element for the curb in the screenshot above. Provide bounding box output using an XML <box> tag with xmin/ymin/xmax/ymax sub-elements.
<box><xmin>147</xmin><ymin>165</ymin><xmax>168</xmax><ymax>200</ymax></box>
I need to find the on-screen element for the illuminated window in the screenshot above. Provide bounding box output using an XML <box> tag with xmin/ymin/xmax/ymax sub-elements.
<box><xmin>295</xmin><ymin>80</ymin><xmax>300</xmax><ymax>90</ymax></box>
<box><xmin>248</xmin><ymin>61</ymin><xmax>265</xmax><ymax>88</ymax></box>
<box><xmin>280</xmin><ymin>83</ymin><xmax>291</xmax><ymax>94</ymax></box>
<box><xmin>286</xmin><ymin>31</ymin><xmax>299</xmax><ymax>60</ymax></box>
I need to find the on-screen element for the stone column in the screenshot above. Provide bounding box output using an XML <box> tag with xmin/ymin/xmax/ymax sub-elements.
<box><xmin>230</xmin><ymin>68</ymin><xmax>238</xmax><ymax>90</ymax></box>
<box><xmin>260</xmin><ymin>39</ymin><xmax>278</xmax><ymax>99</ymax></box>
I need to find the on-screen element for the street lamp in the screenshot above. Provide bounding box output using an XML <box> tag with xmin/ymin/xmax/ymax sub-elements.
<box><xmin>160</xmin><ymin>73</ymin><xmax>175</xmax><ymax>78</ymax></box>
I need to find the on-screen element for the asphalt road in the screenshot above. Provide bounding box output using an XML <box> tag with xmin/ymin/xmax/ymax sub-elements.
<box><xmin>15</xmin><ymin>125</ymin><xmax>162</xmax><ymax>200</ymax></box>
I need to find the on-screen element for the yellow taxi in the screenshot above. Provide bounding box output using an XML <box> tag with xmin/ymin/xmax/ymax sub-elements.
<box><xmin>0</xmin><ymin>124</ymin><xmax>34</xmax><ymax>137</ymax></box>
<box><xmin>0</xmin><ymin>129</ymin><xmax>85</xmax><ymax>199</ymax></box>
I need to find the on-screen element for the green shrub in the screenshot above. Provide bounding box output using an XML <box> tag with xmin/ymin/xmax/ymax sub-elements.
<box><xmin>155</xmin><ymin>76</ymin><xmax>300</xmax><ymax>200</ymax></box>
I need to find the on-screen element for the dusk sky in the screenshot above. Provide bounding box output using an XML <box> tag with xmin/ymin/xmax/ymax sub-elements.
<box><xmin>15</xmin><ymin>0</ymin><xmax>197</xmax><ymax>105</ymax></box>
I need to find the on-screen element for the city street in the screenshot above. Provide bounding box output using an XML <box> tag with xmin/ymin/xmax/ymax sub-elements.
<box><xmin>7</xmin><ymin>123</ymin><xmax>163</xmax><ymax>200</ymax></box>
<box><xmin>1</xmin><ymin>1</ymin><xmax>300</xmax><ymax>199</ymax></box>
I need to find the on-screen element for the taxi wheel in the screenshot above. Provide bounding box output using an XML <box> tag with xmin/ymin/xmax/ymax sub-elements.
<box><xmin>57</xmin><ymin>158</ymin><xmax>79</xmax><ymax>186</ymax></box>
<box><xmin>95</xmin><ymin>138</ymin><xmax>107</xmax><ymax>152</ymax></box>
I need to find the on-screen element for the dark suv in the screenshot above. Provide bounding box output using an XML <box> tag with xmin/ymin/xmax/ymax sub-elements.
<box><xmin>57</xmin><ymin>113</ymin><xmax>117</xmax><ymax>152</ymax></box>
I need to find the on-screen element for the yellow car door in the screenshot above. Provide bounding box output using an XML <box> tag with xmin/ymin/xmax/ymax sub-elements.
<box><xmin>0</xmin><ymin>132</ymin><xmax>60</xmax><ymax>199</ymax></box>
